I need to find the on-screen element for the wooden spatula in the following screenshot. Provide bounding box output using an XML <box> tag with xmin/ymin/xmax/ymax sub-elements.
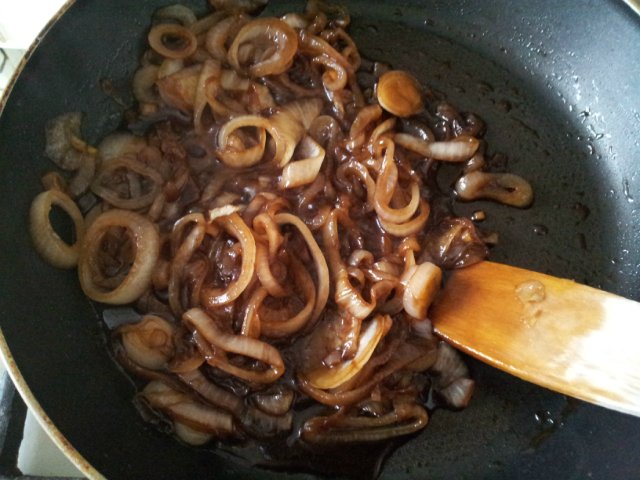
<box><xmin>430</xmin><ymin>261</ymin><xmax>640</xmax><ymax>417</ymax></box>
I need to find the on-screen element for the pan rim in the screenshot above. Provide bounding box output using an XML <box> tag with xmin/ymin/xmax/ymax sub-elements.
<box><xmin>0</xmin><ymin>328</ymin><xmax>103</xmax><ymax>479</ymax></box>
<box><xmin>0</xmin><ymin>0</ymin><xmax>638</xmax><ymax>478</ymax></box>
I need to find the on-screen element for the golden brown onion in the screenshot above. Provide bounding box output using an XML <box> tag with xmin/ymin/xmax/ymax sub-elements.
<box><xmin>216</xmin><ymin>115</ymin><xmax>268</xmax><ymax>168</ymax></box>
<box><xmin>184</xmin><ymin>308</ymin><xmax>285</xmax><ymax>383</ymax></box>
<box><xmin>142</xmin><ymin>381</ymin><xmax>235</xmax><ymax>437</ymax></box>
<box><xmin>157</xmin><ymin>64</ymin><xmax>202</xmax><ymax>112</ymax></box>
<box><xmin>455</xmin><ymin>171</ymin><xmax>534</xmax><ymax>207</ymax></box>
<box><xmin>119</xmin><ymin>315</ymin><xmax>176</xmax><ymax>370</ymax></box>
<box><xmin>304</xmin><ymin>314</ymin><xmax>392</xmax><ymax>390</ymax></box>
<box><xmin>200</xmin><ymin>213</ymin><xmax>256</xmax><ymax>308</ymax></box>
<box><xmin>301</xmin><ymin>402</ymin><xmax>428</xmax><ymax>444</ymax></box>
<box><xmin>30</xmin><ymin>189</ymin><xmax>85</xmax><ymax>269</ymax></box>
<box><xmin>401</xmin><ymin>262</ymin><xmax>442</xmax><ymax>320</ymax></box>
<box><xmin>376</xmin><ymin>70</ymin><xmax>423</xmax><ymax>117</ymax></box>
<box><xmin>279</xmin><ymin>136</ymin><xmax>325</xmax><ymax>189</ymax></box>
<box><xmin>78</xmin><ymin>209</ymin><xmax>160</xmax><ymax>304</ymax></box>
<box><xmin>395</xmin><ymin>132</ymin><xmax>480</xmax><ymax>162</ymax></box>
<box><xmin>148</xmin><ymin>24</ymin><xmax>198</xmax><ymax>60</ymax></box>
<box><xmin>91</xmin><ymin>155</ymin><xmax>164</xmax><ymax>210</ymax></box>
<box><xmin>275</xmin><ymin>212</ymin><xmax>329</xmax><ymax>322</ymax></box>
<box><xmin>228</xmin><ymin>18</ymin><xmax>298</xmax><ymax>77</ymax></box>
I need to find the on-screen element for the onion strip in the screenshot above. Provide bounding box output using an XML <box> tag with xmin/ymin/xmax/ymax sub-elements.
<box><xmin>30</xmin><ymin>189</ymin><xmax>85</xmax><ymax>269</ymax></box>
<box><xmin>78</xmin><ymin>209</ymin><xmax>160</xmax><ymax>304</ymax></box>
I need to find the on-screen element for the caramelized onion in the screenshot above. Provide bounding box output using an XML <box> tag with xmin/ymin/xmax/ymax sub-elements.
<box><xmin>396</xmin><ymin>132</ymin><xmax>480</xmax><ymax>162</ymax></box>
<box><xmin>455</xmin><ymin>171</ymin><xmax>534</xmax><ymax>207</ymax></box>
<box><xmin>78</xmin><ymin>209</ymin><xmax>160</xmax><ymax>304</ymax></box>
<box><xmin>401</xmin><ymin>262</ymin><xmax>442</xmax><ymax>320</ymax></box>
<box><xmin>142</xmin><ymin>381</ymin><xmax>235</xmax><ymax>437</ymax></box>
<box><xmin>98</xmin><ymin>132</ymin><xmax>147</xmax><ymax>163</ymax></box>
<box><xmin>30</xmin><ymin>189</ymin><xmax>85</xmax><ymax>269</ymax></box>
<box><xmin>216</xmin><ymin>115</ymin><xmax>268</xmax><ymax>168</ymax></box>
<box><xmin>44</xmin><ymin>112</ymin><xmax>84</xmax><ymax>170</ymax></box>
<box><xmin>302</xmin><ymin>403</ymin><xmax>428</xmax><ymax>444</ymax></box>
<box><xmin>148</xmin><ymin>24</ymin><xmax>198</xmax><ymax>60</ymax></box>
<box><xmin>279</xmin><ymin>136</ymin><xmax>325</xmax><ymax>189</ymax></box>
<box><xmin>184</xmin><ymin>308</ymin><xmax>285</xmax><ymax>383</ymax></box>
<box><xmin>376</xmin><ymin>70</ymin><xmax>423</xmax><ymax>118</ymax></box>
<box><xmin>91</xmin><ymin>155</ymin><xmax>164</xmax><ymax>210</ymax></box>
<box><xmin>305</xmin><ymin>314</ymin><xmax>392</xmax><ymax>390</ymax></box>
<box><xmin>200</xmin><ymin>212</ymin><xmax>256</xmax><ymax>307</ymax></box>
<box><xmin>28</xmin><ymin>0</ymin><xmax>539</xmax><ymax>458</ymax></box>
<box><xmin>228</xmin><ymin>18</ymin><xmax>299</xmax><ymax>77</ymax></box>
<box><xmin>275</xmin><ymin>212</ymin><xmax>329</xmax><ymax>322</ymax></box>
<box><xmin>119</xmin><ymin>315</ymin><xmax>176</xmax><ymax>370</ymax></box>
<box><xmin>260</xmin><ymin>256</ymin><xmax>316</xmax><ymax>338</ymax></box>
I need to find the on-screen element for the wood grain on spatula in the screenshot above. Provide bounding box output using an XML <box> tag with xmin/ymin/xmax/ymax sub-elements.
<box><xmin>430</xmin><ymin>261</ymin><xmax>640</xmax><ymax>417</ymax></box>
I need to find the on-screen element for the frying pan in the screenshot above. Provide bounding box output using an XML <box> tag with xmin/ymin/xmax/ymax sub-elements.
<box><xmin>1</xmin><ymin>0</ymin><xmax>639</xmax><ymax>478</ymax></box>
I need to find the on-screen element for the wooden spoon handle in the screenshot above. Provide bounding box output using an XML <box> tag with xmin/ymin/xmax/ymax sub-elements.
<box><xmin>430</xmin><ymin>261</ymin><xmax>640</xmax><ymax>417</ymax></box>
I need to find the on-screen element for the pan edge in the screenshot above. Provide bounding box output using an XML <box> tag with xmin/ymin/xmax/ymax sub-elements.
<box><xmin>0</xmin><ymin>328</ymin><xmax>104</xmax><ymax>480</ymax></box>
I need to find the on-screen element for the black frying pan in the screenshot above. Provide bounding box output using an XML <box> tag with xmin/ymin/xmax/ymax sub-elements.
<box><xmin>1</xmin><ymin>0</ymin><xmax>639</xmax><ymax>478</ymax></box>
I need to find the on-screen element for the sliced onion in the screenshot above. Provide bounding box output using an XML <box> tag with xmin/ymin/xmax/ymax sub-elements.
<box><xmin>396</xmin><ymin>132</ymin><xmax>480</xmax><ymax>162</ymax></box>
<box><xmin>279</xmin><ymin>137</ymin><xmax>325</xmax><ymax>189</ymax></box>
<box><xmin>158</xmin><ymin>58</ymin><xmax>185</xmax><ymax>79</ymax></box>
<box><xmin>269</xmin><ymin>98</ymin><xmax>323</xmax><ymax>167</ymax></box>
<box><xmin>376</xmin><ymin>70</ymin><xmax>423</xmax><ymax>117</ymax></box>
<box><xmin>378</xmin><ymin>199</ymin><xmax>430</xmax><ymax>237</ymax></box>
<box><xmin>193</xmin><ymin>59</ymin><xmax>220</xmax><ymax>133</ymax></box>
<box><xmin>205</xmin><ymin>14</ymin><xmax>249</xmax><ymax>61</ymax></box>
<box><xmin>216</xmin><ymin>115</ymin><xmax>268</xmax><ymax>168</ymax></box>
<box><xmin>302</xmin><ymin>403</ymin><xmax>428</xmax><ymax>444</ymax></box>
<box><xmin>184</xmin><ymin>308</ymin><xmax>285</xmax><ymax>383</ymax></box>
<box><xmin>313</xmin><ymin>54</ymin><xmax>348</xmax><ymax>91</ymax></box>
<box><xmin>169</xmin><ymin>215</ymin><xmax>205</xmax><ymax>315</ymax></box>
<box><xmin>208</xmin><ymin>204</ymin><xmax>243</xmax><ymax>222</ymax></box>
<box><xmin>274</xmin><ymin>212</ymin><xmax>329</xmax><ymax>322</ymax></box>
<box><xmin>201</xmin><ymin>212</ymin><xmax>256</xmax><ymax>307</ymax></box>
<box><xmin>30</xmin><ymin>189</ymin><xmax>85</xmax><ymax>269</ymax></box>
<box><xmin>228</xmin><ymin>18</ymin><xmax>298</xmax><ymax>77</ymax></box>
<box><xmin>430</xmin><ymin>341</ymin><xmax>470</xmax><ymax>388</ymax></box>
<box><xmin>239</xmin><ymin>406</ymin><xmax>293</xmax><ymax>437</ymax></box>
<box><xmin>438</xmin><ymin>377</ymin><xmax>475</xmax><ymax>408</ymax></box>
<box><xmin>154</xmin><ymin>5</ymin><xmax>197</xmax><ymax>26</ymax></box>
<box><xmin>401</xmin><ymin>262</ymin><xmax>442</xmax><ymax>320</ymax></box>
<box><xmin>119</xmin><ymin>315</ymin><xmax>176</xmax><ymax>370</ymax></box>
<box><xmin>455</xmin><ymin>171</ymin><xmax>534</xmax><ymax>207</ymax></box>
<box><xmin>298</xmin><ymin>340</ymin><xmax>424</xmax><ymax>407</ymax></box>
<box><xmin>142</xmin><ymin>381</ymin><xmax>235</xmax><ymax>436</ymax></box>
<box><xmin>98</xmin><ymin>132</ymin><xmax>147</xmax><ymax>163</ymax></box>
<box><xmin>133</xmin><ymin>65</ymin><xmax>160</xmax><ymax>104</ymax></box>
<box><xmin>174</xmin><ymin>422</ymin><xmax>212</xmax><ymax>445</ymax></box>
<box><xmin>78</xmin><ymin>209</ymin><xmax>160</xmax><ymax>304</ymax></box>
<box><xmin>91</xmin><ymin>155</ymin><xmax>164</xmax><ymax>210</ymax></box>
<box><xmin>305</xmin><ymin>314</ymin><xmax>392</xmax><ymax>390</ymax></box>
<box><xmin>68</xmin><ymin>151</ymin><xmax>96</xmax><ymax>197</ymax></box>
<box><xmin>148</xmin><ymin>24</ymin><xmax>198</xmax><ymax>60</ymax></box>
<box><xmin>260</xmin><ymin>256</ymin><xmax>316</xmax><ymax>338</ymax></box>
<box><xmin>157</xmin><ymin>64</ymin><xmax>202</xmax><ymax>112</ymax></box>
<box><xmin>346</xmin><ymin>104</ymin><xmax>381</xmax><ymax>151</ymax></box>
<box><xmin>322</xmin><ymin>210</ymin><xmax>375</xmax><ymax>319</ymax></box>
<box><xmin>255</xmin><ymin>242</ymin><xmax>287</xmax><ymax>297</ymax></box>
<box><xmin>178</xmin><ymin>369</ymin><xmax>244</xmax><ymax>416</ymax></box>
<box><xmin>252</xmin><ymin>212</ymin><xmax>284</xmax><ymax>258</ymax></box>
<box><xmin>44</xmin><ymin>112</ymin><xmax>83</xmax><ymax>169</ymax></box>
<box><xmin>251</xmin><ymin>387</ymin><xmax>294</xmax><ymax>416</ymax></box>
<box><xmin>373</xmin><ymin>142</ymin><xmax>420</xmax><ymax>224</ymax></box>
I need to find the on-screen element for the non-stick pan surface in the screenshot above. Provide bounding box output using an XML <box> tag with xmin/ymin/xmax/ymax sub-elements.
<box><xmin>0</xmin><ymin>1</ymin><xmax>639</xmax><ymax>478</ymax></box>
